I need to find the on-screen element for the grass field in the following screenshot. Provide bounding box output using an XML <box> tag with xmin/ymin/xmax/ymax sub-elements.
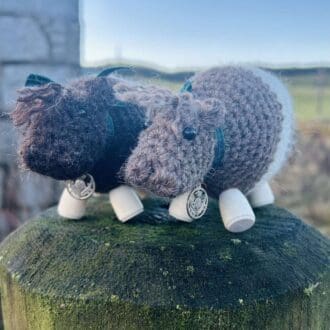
<box><xmin>285</xmin><ymin>74</ymin><xmax>330</xmax><ymax>121</ymax></box>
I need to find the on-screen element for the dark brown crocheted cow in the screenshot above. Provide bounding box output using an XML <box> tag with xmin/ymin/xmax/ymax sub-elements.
<box><xmin>12</xmin><ymin>70</ymin><xmax>149</xmax><ymax>221</ymax></box>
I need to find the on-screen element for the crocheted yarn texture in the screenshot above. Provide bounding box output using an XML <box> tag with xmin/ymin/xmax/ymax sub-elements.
<box><xmin>12</xmin><ymin>76</ymin><xmax>146</xmax><ymax>193</ymax></box>
<box><xmin>121</xmin><ymin>67</ymin><xmax>292</xmax><ymax>198</ymax></box>
<box><xmin>191</xmin><ymin>67</ymin><xmax>285</xmax><ymax>197</ymax></box>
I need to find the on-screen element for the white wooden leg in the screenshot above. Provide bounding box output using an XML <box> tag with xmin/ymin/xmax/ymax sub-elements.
<box><xmin>109</xmin><ymin>185</ymin><xmax>144</xmax><ymax>222</ymax></box>
<box><xmin>248</xmin><ymin>182</ymin><xmax>275</xmax><ymax>208</ymax></box>
<box><xmin>57</xmin><ymin>188</ymin><xmax>87</xmax><ymax>219</ymax></box>
<box><xmin>169</xmin><ymin>192</ymin><xmax>193</xmax><ymax>222</ymax></box>
<box><xmin>219</xmin><ymin>188</ymin><xmax>255</xmax><ymax>233</ymax></box>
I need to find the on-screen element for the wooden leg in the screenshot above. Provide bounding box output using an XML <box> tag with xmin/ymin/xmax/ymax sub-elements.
<box><xmin>169</xmin><ymin>192</ymin><xmax>194</xmax><ymax>222</ymax></box>
<box><xmin>219</xmin><ymin>188</ymin><xmax>255</xmax><ymax>233</ymax></box>
<box><xmin>57</xmin><ymin>188</ymin><xmax>87</xmax><ymax>220</ymax></box>
<box><xmin>109</xmin><ymin>185</ymin><xmax>144</xmax><ymax>222</ymax></box>
<box><xmin>248</xmin><ymin>182</ymin><xmax>275</xmax><ymax>208</ymax></box>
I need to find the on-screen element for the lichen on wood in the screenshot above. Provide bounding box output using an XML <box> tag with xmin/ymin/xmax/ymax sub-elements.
<box><xmin>0</xmin><ymin>197</ymin><xmax>329</xmax><ymax>329</ymax></box>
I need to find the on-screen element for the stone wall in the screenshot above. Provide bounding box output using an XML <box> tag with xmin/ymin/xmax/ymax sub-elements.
<box><xmin>0</xmin><ymin>0</ymin><xmax>81</xmax><ymax>238</ymax></box>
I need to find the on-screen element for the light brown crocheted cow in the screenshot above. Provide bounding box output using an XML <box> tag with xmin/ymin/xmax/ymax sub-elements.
<box><xmin>115</xmin><ymin>67</ymin><xmax>295</xmax><ymax>232</ymax></box>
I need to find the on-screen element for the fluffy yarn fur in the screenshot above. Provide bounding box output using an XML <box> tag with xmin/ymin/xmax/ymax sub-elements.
<box><xmin>12</xmin><ymin>76</ymin><xmax>146</xmax><ymax>193</ymax></box>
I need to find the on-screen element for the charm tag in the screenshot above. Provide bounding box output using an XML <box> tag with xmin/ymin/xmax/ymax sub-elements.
<box><xmin>66</xmin><ymin>174</ymin><xmax>96</xmax><ymax>200</ymax></box>
<box><xmin>186</xmin><ymin>186</ymin><xmax>208</xmax><ymax>219</ymax></box>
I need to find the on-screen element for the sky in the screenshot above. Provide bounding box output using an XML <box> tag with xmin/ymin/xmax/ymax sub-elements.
<box><xmin>81</xmin><ymin>0</ymin><xmax>330</xmax><ymax>69</ymax></box>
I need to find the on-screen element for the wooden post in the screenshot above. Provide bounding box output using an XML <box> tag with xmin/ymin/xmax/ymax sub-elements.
<box><xmin>0</xmin><ymin>197</ymin><xmax>329</xmax><ymax>329</ymax></box>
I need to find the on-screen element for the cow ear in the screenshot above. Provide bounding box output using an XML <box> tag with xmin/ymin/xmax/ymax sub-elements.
<box><xmin>97</xmin><ymin>66</ymin><xmax>131</xmax><ymax>77</ymax></box>
<box><xmin>114</xmin><ymin>82</ymin><xmax>178</xmax><ymax>120</ymax></box>
<box><xmin>25</xmin><ymin>74</ymin><xmax>54</xmax><ymax>87</ymax></box>
<box><xmin>198</xmin><ymin>98</ymin><xmax>226</xmax><ymax>129</ymax></box>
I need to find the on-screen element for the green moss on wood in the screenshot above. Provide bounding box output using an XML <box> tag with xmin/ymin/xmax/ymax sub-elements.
<box><xmin>0</xmin><ymin>197</ymin><xmax>329</xmax><ymax>329</ymax></box>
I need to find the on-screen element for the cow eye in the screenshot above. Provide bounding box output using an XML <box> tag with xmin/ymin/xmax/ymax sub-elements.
<box><xmin>183</xmin><ymin>127</ymin><xmax>197</xmax><ymax>140</ymax></box>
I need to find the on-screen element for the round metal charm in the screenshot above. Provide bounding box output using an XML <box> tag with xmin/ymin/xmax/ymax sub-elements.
<box><xmin>186</xmin><ymin>186</ymin><xmax>208</xmax><ymax>219</ymax></box>
<box><xmin>66</xmin><ymin>174</ymin><xmax>96</xmax><ymax>200</ymax></box>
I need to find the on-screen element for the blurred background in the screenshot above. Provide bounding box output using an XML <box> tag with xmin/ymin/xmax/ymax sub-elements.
<box><xmin>0</xmin><ymin>0</ymin><xmax>329</xmax><ymax>242</ymax></box>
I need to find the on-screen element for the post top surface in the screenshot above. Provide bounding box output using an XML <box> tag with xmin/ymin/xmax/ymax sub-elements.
<box><xmin>0</xmin><ymin>197</ymin><xmax>329</xmax><ymax>309</ymax></box>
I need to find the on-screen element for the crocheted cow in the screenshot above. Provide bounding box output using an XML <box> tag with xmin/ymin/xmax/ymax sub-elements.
<box><xmin>116</xmin><ymin>67</ymin><xmax>294</xmax><ymax>232</ymax></box>
<box><xmin>12</xmin><ymin>70</ymin><xmax>149</xmax><ymax>221</ymax></box>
